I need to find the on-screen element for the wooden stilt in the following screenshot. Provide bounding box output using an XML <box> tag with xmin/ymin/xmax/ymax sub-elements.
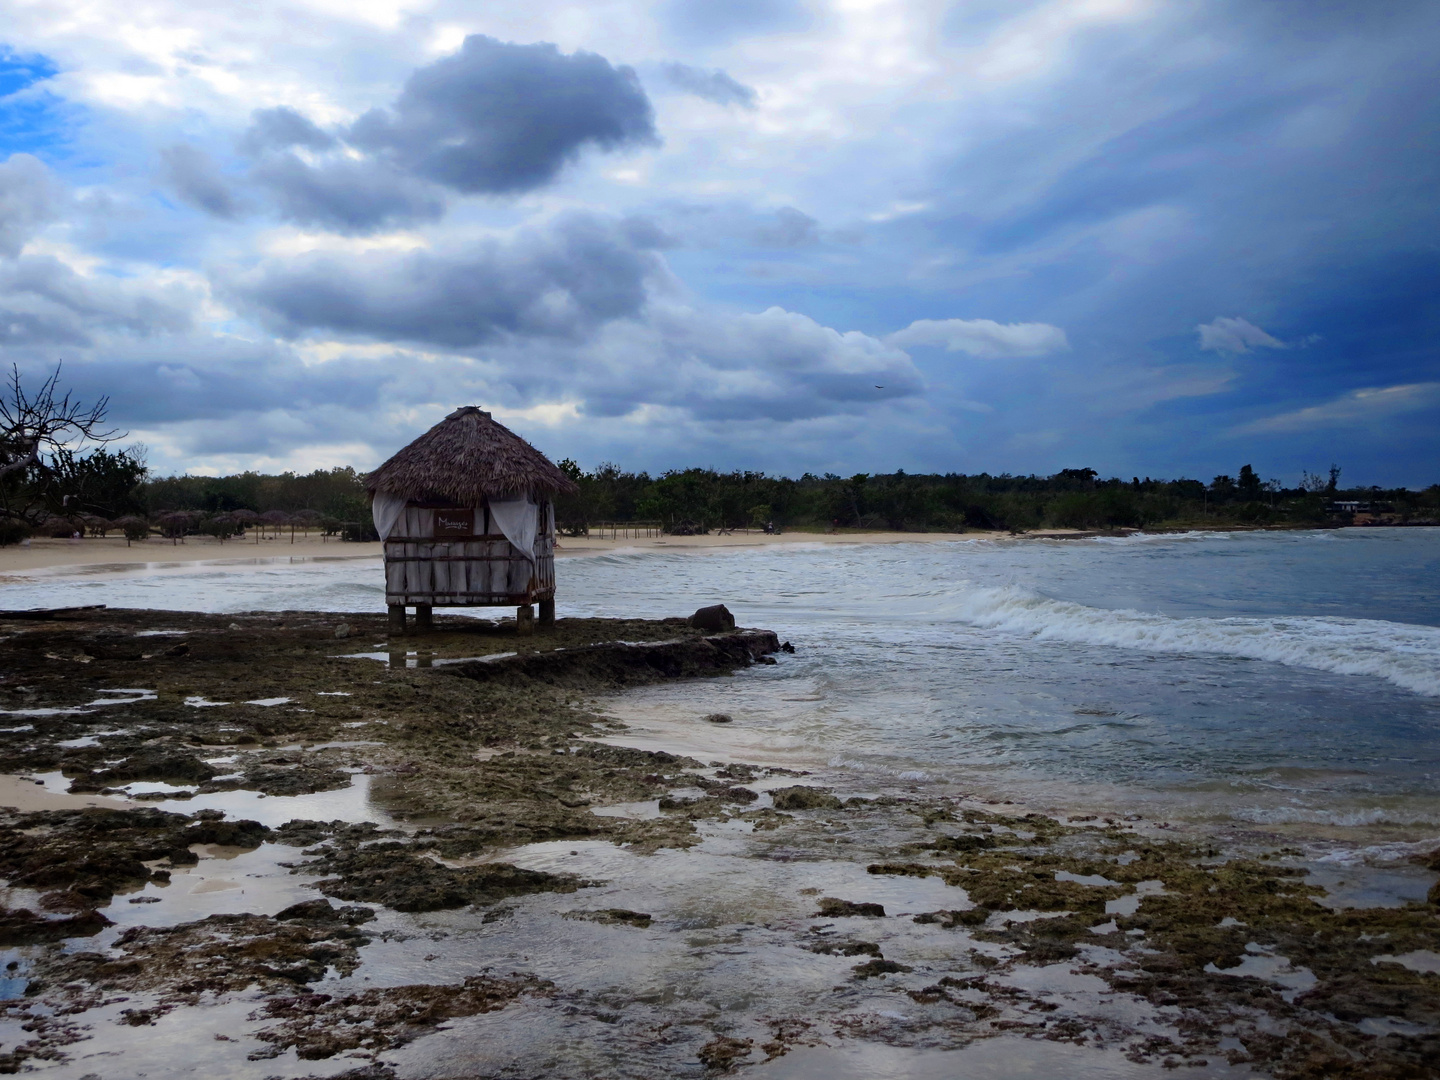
<box><xmin>538</xmin><ymin>598</ymin><xmax>555</xmax><ymax>627</ymax></box>
<box><xmin>388</xmin><ymin>604</ymin><xmax>407</xmax><ymax>633</ymax></box>
<box><xmin>516</xmin><ymin>604</ymin><xmax>535</xmax><ymax>636</ymax></box>
<box><xmin>415</xmin><ymin>604</ymin><xmax>433</xmax><ymax>629</ymax></box>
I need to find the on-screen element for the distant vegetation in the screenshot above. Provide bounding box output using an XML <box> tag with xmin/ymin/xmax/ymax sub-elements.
<box><xmin>551</xmin><ymin>462</ymin><xmax>1440</xmax><ymax>535</ymax></box>
<box><xmin>1</xmin><ymin>365</ymin><xmax>1437</xmax><ymax>546</ymax></box>
<box><xmin>2</xmin><ymin>451</ymin><xmax>1438</xmax><ymax>548</ymax></box>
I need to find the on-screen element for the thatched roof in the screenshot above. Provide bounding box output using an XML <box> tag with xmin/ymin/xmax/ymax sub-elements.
<box><xmin>365</xmin><ymin>407</ymin><xmax>578</xmax><ymax>503</ymax></box>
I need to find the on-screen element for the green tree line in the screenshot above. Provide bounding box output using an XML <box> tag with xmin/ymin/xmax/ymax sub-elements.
<box><xmin>4</xmin><ymin>446</ymin><xmax>1439</xmax><ymax>545</ymax></box>
<box><xmin>552</xmin><ymin>461</ymin><xmax>1440</xmax><ymax>534</ymax></box>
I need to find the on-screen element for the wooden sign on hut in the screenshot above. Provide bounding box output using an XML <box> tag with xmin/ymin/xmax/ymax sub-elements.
<box><xmin>364</xmin><ymin>407</ymin><xmax>578</xmax><ymax>632</ymax></box>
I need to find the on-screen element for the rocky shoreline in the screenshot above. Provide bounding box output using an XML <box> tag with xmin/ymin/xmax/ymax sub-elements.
<box><xmin>0</xmin><ymin>608</ymin><xmax>1435</xmax><ymax>1078</ymax></box>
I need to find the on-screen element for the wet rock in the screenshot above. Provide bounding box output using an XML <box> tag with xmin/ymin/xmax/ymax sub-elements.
<box><xmin>230</xmin><ymin>763</ymin><xmax>351</xmax><ymax>796</ymax></box>
<box><xmin>334</xmin><ymin>624</ymin><xmax>352</xmax><ymax>639</ymax></box>
<box><xmin>84</xmin><ymin>749</ymin><xmax>218</xmax><ymax>786</ymax></box>
<box><xmin>308</xmin><ymin>844</ymin><xmax>588</xmax><ymax>913</ymax></box>
<box><xmin>26</xmin><ymin>911</ymin><xmax>373</xmax><ymax>1010</ymax></box>
<box><xmin>771</xmin><ymin>786</ymin><xmax>842</xmax><ymax>811</ymax></box>
<box><xmin>697</xmin><ymin>1035</ymin><xmax>752</xmax><ymax>1071</ymax></box>
<box><xmin>0</xmin><ymin>905</ymin><xmax>111</xmax><ymax>945</ymax></box>
<box><xmin>688</xmin><ymin>605</ymin><xmax>736</xmax><ymax>633</ymax></box>
<box><xmin>564</xmin><ymin>908</ymin><xmax>652</xmax><ymax>927</ymax></box>
<box><xmin>253</xmin><ymin>974</ymin><xmax>552</xmax><ymax>1060</ymax></box>
<box><xmin>182</xmin><ymin>813</ymin><xmax>271</xmax><ymax>846</ymax></box>
<box><xmin>852</xmin><ymin>958</ymin><xmax>911</xmax><ymax>978</ymax></box>
<box><xmin>780</xmin><ymin>640</ymin><xmax>795</xmax><ymax>653</ymax></box>
<box><xmin>808</xmin><ymin>939</ymin><xmax>881</xmax><ymax>956</ymax></box>
<box><xmin>271</xmin><ymin>818</ymin><xmax>380</xmax><ymax>848</ymax></box>
<box><xmin>914</xmin><ymin>908</ymin><xmax>989</xmax><ymax>928</ymax></box>
<box><xmin>703</xmin><ymin>712</ymin><xmax>733</xmax><ymax>723</ymax></box>
<box><xmin>0</xmin><ymin>806</ymin><xmax>269</xmax><ymax>904</ymax></box>
<box><xmin>868</xmin><ymin>862</ymin><xmax>936</xmax><ymax>877</ymax></box>
<box><xmin>926</xmin><ymin>832</ymin><xmax>997</xmax><ymax>853</ymax></box>
<box><xmin>815</xmin><ymin>897</ymin><xmax>885</xmax><ymax>918</ymax></box>
<box><xmin>445</xmin><ymin>629</ymin><xmax>779</xmax><ymax>687</ymax></box>
<box><xmin>275</xmin><ymin>899</ymin><xmax>375</xmax><ymax>924</ymax></box>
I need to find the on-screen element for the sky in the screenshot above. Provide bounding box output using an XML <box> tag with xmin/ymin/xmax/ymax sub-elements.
<box><xmin>0</xmin><ymin>0</ymin><xmax>1436</xmax><ymax>486</ymax></box>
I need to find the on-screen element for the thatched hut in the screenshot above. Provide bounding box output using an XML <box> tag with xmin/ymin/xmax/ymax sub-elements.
<box><xmin>365</xmin><ymin>407</ymin><xmax>578</xmax><ymax>632</ymax></box>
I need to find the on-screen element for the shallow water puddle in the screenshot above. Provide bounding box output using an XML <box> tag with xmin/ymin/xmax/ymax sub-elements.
<box><xmin>0</xmin><ymin>688</ymin><xmax>156</xmax><ymax>717</ymax></box>
<box><xmin>181</xmin><ymin>771</ymin><xmax>398</xmax><ymax>829</ymax></box>
<box><xmin>591</xmin><ymin>798</ymin><xmax>664</xmax><ymax>820</ymax></box>
<box><xmin>55</xmin><ymin>728</ymin><xmax>127</xmax><ymax>748</ymax></box>
<box><xmin>1105</xmin><ymin>879</ymin><xmax>1166</xmax><ymax>916</ymax></box>
<box><xmin>0</xmin><ymin>991</ymin><xmax>362</xmax><ymax>1080</ymax></box>
<box><xmin>1204</xmin><ymin>945</ymin><xmax>1318</xmax><ymax>1000</ymax></box>
<box><xmin>1305</xmin><ymin>861</ymin><xmax>1438</xmax><ymax>908</ymax></box>
<box><xmin>101</xmin><ymin>843</ymin><xmax>327</xmax><ymax>930</ymax></box>
<box><xmin>1370</xmin><ymin>949</ymin><xmax>1440</xmax><ymax>974</ymax></box>
<box><xmin>23</xmin><ymin>770</ymin><xmax>397</xmax><ymax>828</ymax></box>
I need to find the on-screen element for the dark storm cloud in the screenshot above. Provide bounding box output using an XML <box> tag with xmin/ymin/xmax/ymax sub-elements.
<box><xmin>229</xmin><ymin>37</ymin><xmax>658</xmax><ymax>232</ymax></box>
<box><xmin>661</xmin><ymin>63</ymin><xmax>757</xmax><ymax>108</ymax></box>
<box><xmin>160</xmin><ymin>144</ymin><xmax>242</xmax><ymax>219</ymax></box>
<box><xmin>240</xmin><ymin>106</ymin><xmax>337</xmax><ymax>154</ymax></box>
<box><xmin>0</xmin><ymin>152</ymin><xmax>58</xmax><ymax>256</ymax></box>
<box><xmin>347</xmin><ymin>35</ymin><xmax>658</xmax><ymax>194</ymax></box>
<box><xmin>251</xmin><ymin>153</ymin><xmax>446</xmax><ymax>233</ymax></box>
<box><xmin>229</xmin><ymin>213</ymin><xmax>662</xmax><ymax>347</ymax></box>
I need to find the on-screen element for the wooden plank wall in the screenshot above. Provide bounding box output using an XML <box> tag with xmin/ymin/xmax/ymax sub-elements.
<box><xmin>383</xmin><ymin>503</ymin><xmax>554</xmax><ymax>607</ymax></box>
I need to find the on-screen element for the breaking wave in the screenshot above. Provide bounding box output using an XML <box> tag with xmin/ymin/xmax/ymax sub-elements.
<box><xmin>940</xmin><ymin>585</ymin><xmax>1440</xmax><ymax>698</ymax></box>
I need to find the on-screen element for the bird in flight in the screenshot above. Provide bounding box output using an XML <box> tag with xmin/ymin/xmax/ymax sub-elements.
<box><xmin>875</xmin><ymin>385</ymin><xmax>884</xmax><ymax>388</ymax></box>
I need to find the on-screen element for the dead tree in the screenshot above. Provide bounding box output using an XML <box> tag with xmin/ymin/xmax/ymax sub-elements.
<box><xmin>0</xmin><ymin>364</ymin><xmax>119</xmax><ymax>485</ymax></box>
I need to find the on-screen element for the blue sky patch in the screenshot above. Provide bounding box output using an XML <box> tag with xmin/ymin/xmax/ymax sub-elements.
<box><xmin>0</xmin><ymin>48</ymin><xmax>68</xmax><ymax>156</ymax></box>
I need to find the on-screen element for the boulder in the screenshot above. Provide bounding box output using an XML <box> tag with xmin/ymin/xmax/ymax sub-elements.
<box><xmin>688</xmin><ymin>604</ymin><xmax>735</xmax><ymax>632</ymax></box>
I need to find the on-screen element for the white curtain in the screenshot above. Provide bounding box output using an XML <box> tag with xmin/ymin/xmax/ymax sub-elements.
<box><xmin>489</xmin><ymin>494</ymin><xmax>538</xmax><ymax>562</ymax></box>
<box><xmin>371</xmin><ymin>492</ymin><xmax>407</xmax><ymax>541</ymax></box>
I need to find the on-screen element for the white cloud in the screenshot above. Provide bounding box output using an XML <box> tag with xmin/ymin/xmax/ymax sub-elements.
<box><xmin>887</xmin><ymin>318</ymin><xmax>1068</xmax><ymax>359</ymax></box>
<box><xmin>1196</xmin><ymin>316</ymin><xmax>1285</xmax><ymax>353</ymax></box>
<box><xmin>1233</xmin><ymin>383</ymin><xmax>1440</xmax><ymax>434</ymax></box>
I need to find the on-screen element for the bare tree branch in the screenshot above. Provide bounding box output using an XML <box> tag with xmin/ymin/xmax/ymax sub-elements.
<box><xmin>0</xmin><ymin>363</ymin><xmax>121</xmax><ymax>483</ymax></box>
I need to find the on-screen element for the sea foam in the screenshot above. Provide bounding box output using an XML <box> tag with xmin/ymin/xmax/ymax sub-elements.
<box><xmin>941</xmin><ymin>585</ymin><xmax>1440</xmax><ymax>697</ymax></box>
